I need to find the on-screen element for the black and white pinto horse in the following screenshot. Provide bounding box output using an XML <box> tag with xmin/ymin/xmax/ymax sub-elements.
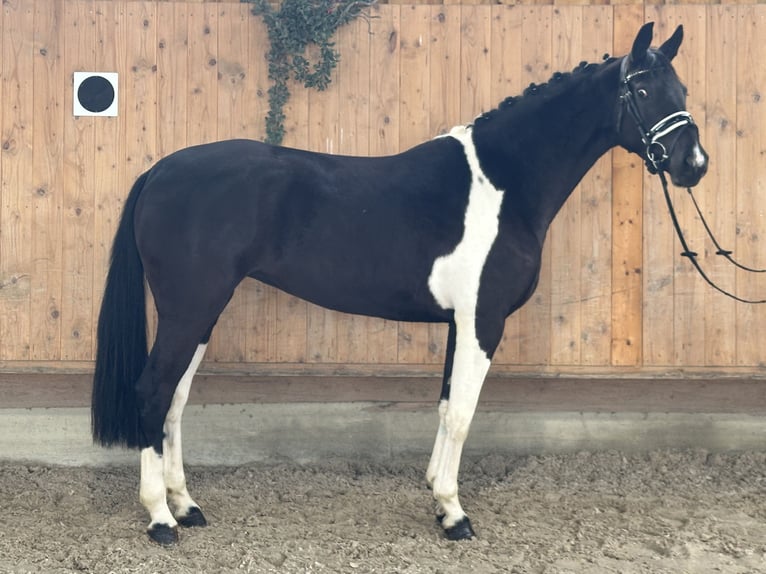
<box><xmin>92</xmin><ymin>22</ymin><xmax>708</xmax><ymax>545</ymax></box>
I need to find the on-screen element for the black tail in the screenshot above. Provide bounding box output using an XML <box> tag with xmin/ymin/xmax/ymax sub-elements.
<box><xmin>91</xmin><ymin>172</ymin><xmax>150</xmax><ymax>448</ymax></box>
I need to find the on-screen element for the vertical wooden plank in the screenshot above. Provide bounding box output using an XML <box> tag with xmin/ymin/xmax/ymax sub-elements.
<box><xmin>92</xmin><ymin>1</ymin><xmax>125</xmax><ymax>358</ymax></box>
<box><xmin>430</xmin><ymin>5</ymin><xmax>461</xmax><ymax>136</ymax></box>
<box><xmin>187</xmin><ymin>2</ymin><xmax>217</xmax><ymax>148</ymax></box>
<box><xmin>0</xmin><ymin>0</ymin><xmax>34</xmax><ymax>361</ymax></box>
<box><xmin>398</xmin><ymin>5</ymin><xmax>431</xmax><ymax>151</ymax></box>
<box><xmin>156</xmin><ymin>2</ymin><xmax>188</xmax><ymax>162</ymax></box>
<box><xmin>302</xmin><ymin>222</ymin><xmax>339</xmax><ymax>367</ymax></box>
<box><xmin>216</xmin><ymin>4</ymin><xmax>249</xmax><ymax>140</ymax></box>
<box><xmin>460</xmin><ymin>5</ymin><xmax>492</xmax><ymax>120</ymax></box>
<box><xmin>516</xmin><ymin>5</ymin><xmax>552</xmax><ymax>365</ymax></box>
<box><xmin>735</xmin><ymin>5</ymin><xmax>766</xmax><ymax>365</ymax></box>
<box><xmin>549</xmin><ymin>6</ymin><xmax>583</xmax><ymax>366</ymax></box>
<box><xmin>704</xmin><ymin>6</ymin><xmax>737</xmax><ymax>366</ymax></box>
<box><xmin>244</xmin><ymin>9</ymin><xmax>278</xmax><ymax>364</ymax></box>
<box><xmin>397</xmin><ymin>4</ymin><xmax>432</xmax><ymax>365</ymax></box>
<box><xmin>369</xmin><ymin>5</ymin><xmax>400</xmax><ymax>157</ymax></box>
<box><xmin>366</xmin><ymin>4</ymin><xmax>400</xmax><ymax>365</ymax></box>
<box><xmin>578</xmin><ymin>5</ymin><xmax>613</xmax><ymax>366</ymax></box>
<box><xmin>489</xmin><ymin>4</ymin><xmax>523</xmax><ymax>366</ymax></box>
<box><xmin>60</xmin><ymin>0</ymin><xmax>95</xmax><ymax>361</ymax></box>
<box><xmin>241</xmin><ymin>5</ymin><xmax>268</xmax><ymax>142</ymax></box>
<box><xmin>336</xmin><ymin>18</ymin><xmax>372</xmax><ymax>365</ymax></box>
<box><xmin>279</xmin><ymin>64</ymin><xmax>310</xmax><ymax>149</ymax></box>
<box><xmin>274</xmin><ymin>284</ymin><xmax>308</xmax><ymax>364</ymax></box>
<box><xmin>211</xmin><ymin>4</ymin><xmax>249</xmax><ymax>363</ymax></box>
<box><xmin>611</xmin><ymin>3</ymin><xmax>644</xmax><ymax>366</ymax></box>
<box><xmin>30</xmin><ymin>0</ymin><xmax>65</xmax><ymax>360</ymax></box>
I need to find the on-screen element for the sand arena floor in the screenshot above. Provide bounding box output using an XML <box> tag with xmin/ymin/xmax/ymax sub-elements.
<box><xmin>2</xmin><ymin>450</ymin><xmax>766</xmax><ymax>573</ymax></box>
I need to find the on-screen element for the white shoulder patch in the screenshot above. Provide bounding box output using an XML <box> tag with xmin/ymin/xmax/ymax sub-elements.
<box><xmin>428</xmin><ymin>128</ymin><xmax>504</xmax><ymax>314</ymax></box>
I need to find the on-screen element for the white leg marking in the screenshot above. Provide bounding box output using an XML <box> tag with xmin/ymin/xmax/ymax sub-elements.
<box><xmin>140</xmin><ymin>447</ymin><xmax>177</xmax><ymax>530</ymax></box>
<box><xmin>164</xmin><ymin>343</ymin><xmax>207</xmax><ymax>517</ymax></box>
<box><xmin>426</xmin><ymin>398</ymin><xmax>449</xmax><ymax>489</ymax></box>
<box><xmin>431</xmin><ymin>319</ymin><xmax>491</xmax><ymax>528</ymax></box>
<box><xmin>427</xmin><ymin>127</ymin><xmax>502</xmax><ymax>530</ymax></box>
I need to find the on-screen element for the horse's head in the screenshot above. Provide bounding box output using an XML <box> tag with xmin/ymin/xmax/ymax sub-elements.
<box><xmin>616</xmin><ymin>22</ymin><xmax>708</xmax><ymax>187</ymax></box>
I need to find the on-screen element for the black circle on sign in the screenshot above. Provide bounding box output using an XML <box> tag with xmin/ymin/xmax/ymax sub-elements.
<box><xmin>77</xmin><ymin>75</ymin><xmax>115</xmax><ymax>113</ymax></box>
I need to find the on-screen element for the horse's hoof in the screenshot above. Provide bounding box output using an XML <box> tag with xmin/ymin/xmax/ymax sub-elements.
<box><xmin>147</xmin><ymin>523</ymin><xmax>179</xmax><ymax>545</ymax></box>
<box><xmin>177</xmin><ymin>506</ymin><xmax>208</xmax><ymax>528</ymax></box>
<box><xmin>443</xmin><ymin>516</ymin><xmax>476</xmax><ymax>541</ymax></box>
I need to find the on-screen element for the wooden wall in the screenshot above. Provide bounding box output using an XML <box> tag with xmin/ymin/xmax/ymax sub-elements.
<box><xmin>1</xmin><ymin>0</ymin><xmax>764</xmax><ymax>376</ymax></box>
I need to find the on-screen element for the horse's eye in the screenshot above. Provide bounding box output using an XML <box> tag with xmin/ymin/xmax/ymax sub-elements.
<box><xmin>637</xmin><ymin>88</ymin><xmax>649</xmax><ymax>99</ymax></box>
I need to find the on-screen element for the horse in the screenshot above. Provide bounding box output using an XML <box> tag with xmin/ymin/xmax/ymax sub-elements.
<box><xmin>92</xmin><ymin>22</ymin><xmax>708</xmax><ymax>545</ymax></box>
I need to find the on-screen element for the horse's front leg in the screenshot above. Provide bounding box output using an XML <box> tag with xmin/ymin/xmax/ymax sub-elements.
<box><xmin>426</xmin><ymin>322</ymin><xmax>456</xmax><ymax>493</ymax></box>
<box><xmin>428</xmin><ymin>314</ymin><xmax>498</xmax><ymax>540</ymax></box>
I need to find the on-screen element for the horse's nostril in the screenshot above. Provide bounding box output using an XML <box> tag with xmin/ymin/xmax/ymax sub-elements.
<box><xmin>686</xmin><ymin>149</ymin><xmax>708</xmax><ymax>170</ymax></box>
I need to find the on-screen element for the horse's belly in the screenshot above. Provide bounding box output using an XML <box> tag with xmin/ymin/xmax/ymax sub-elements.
<box><xmin>248</xmin><ymin>252</ymin><xmax>450</xmax><ymax>323</ymax></box>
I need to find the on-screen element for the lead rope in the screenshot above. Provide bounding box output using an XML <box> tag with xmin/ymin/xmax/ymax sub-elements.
<box><xmin>657</xmin><ymin>169</ymin><xmax>766</xmax><ymax>304</ymax></box>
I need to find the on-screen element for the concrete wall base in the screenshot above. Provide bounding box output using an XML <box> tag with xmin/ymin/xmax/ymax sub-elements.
<box><xmin>1</xmin><ymin>403</ymin><xmax>765</xmax><ymax>466</ymax></box>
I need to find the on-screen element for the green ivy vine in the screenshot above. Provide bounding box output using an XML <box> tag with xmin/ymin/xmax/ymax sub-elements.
<box><xmin>243</xmin><ymin>0</ymin><xmax>376</xmax><ymax>145</ymax></box>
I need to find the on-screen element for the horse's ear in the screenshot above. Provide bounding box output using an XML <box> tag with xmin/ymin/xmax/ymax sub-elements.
<box><xmin>658</xmin><ymin>25</ymin><xmax>684</xmax><ymax>61</ymax></box>
<box><xmin>630</xmin><ymin>22</ymin><xmax>654</xmax><ymax>65</ymax></box>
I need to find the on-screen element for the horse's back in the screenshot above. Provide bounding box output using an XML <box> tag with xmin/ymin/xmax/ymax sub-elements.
<box><xmin>133</xmin><ymin>138</ymin><xmax>476</xmax><ymax>321</ymax></box>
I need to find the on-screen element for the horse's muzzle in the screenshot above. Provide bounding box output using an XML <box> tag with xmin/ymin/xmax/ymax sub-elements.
<box><xmin>671</xmin><ymin>142</ymin><xmax>708</xmax><ymax>187</ymax></box>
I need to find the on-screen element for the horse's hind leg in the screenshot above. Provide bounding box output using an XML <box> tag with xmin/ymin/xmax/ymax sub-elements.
<box><xmin>163</xmin><ymin>341</ymin><xmax>208</xmax><ymax>528</ymax></box>
<box><xmin>136</xmin><ymin>316</ymin><xmax>220</xmax><ymax>544</ymax></box>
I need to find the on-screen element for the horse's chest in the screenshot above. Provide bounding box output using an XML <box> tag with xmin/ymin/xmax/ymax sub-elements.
<box><xmin>428</xmin><ymin>128</ymin><xmax>505</xmax><ymax>314</ymax></box>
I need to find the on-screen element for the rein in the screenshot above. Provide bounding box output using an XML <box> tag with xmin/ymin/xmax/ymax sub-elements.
<box><xmin>657</xmin><ymin>171</ymin><xmax>766</xmax><ymax>304</ymax></box>
<box><xmin>618</xmin><ymin>56</ymin><xmax>766</xmax><ymax>304</ymax></box>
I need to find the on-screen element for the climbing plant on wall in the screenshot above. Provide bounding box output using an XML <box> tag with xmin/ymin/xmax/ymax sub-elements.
<box><xmin>244</xmin><ymin>0</ymin><xmax>376</xmax><ymax>145</ymax></box>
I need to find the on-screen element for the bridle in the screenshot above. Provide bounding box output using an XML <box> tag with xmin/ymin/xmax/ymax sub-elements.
<box><xmin>617</xmin><ymin>55</ymin><xmax>695</xmax><ymax>174</ymax></box>
<box><xmin>618</xmin><ymin>55</ymin><xmax>766</xmax><ymax>304</ymax></box>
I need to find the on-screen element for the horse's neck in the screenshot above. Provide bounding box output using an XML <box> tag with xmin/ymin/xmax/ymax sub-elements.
<box><xmin>475</xmin><ymin>67</ymin><xmax>620</xmax><ymax>243</ymax></box>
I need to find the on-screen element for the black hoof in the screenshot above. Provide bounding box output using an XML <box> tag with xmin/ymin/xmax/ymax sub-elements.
<box><xmin>177</xmin><ymin>506</ymin><xmax>208</xmax><ymax>528</ymax></box>
<box><xmin>147</xmin><ymin>523</ymin><xmax>179</xmax><ymax>545</ymax></box>
<box><xmin>443</xmin><ymin>516</ymin><xmax>476</xmax><ymax>541</ymax></box>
